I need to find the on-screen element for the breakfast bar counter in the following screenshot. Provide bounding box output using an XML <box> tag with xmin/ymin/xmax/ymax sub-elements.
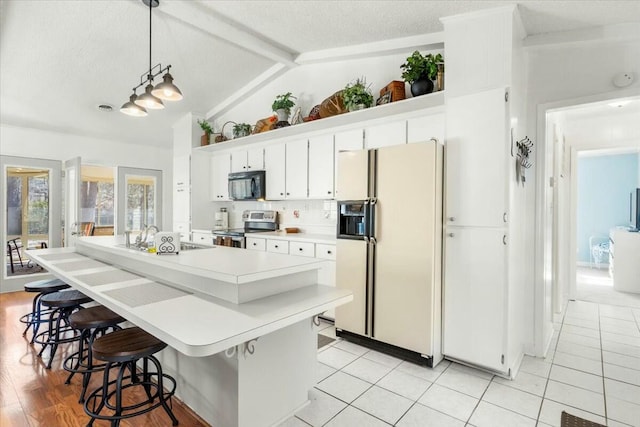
<box><xmin>27</xmin><ymin>237</ymin><xmax>352</xmax><ymax>427</ymax></box>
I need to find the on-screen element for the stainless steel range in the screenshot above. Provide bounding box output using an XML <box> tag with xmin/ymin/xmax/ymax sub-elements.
<box><xmin>212</xmin><ymin>210</ymin><xmax>278</xmax><ymax>248</ymax></box>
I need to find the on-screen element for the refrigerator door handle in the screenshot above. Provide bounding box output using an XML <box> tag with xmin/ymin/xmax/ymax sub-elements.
<box><xmin>368</xmin><ymin>198</ymin><xmax>376</xmax><ymax>239</ymax></box>
<box><xmin>366</xmin><ymin>237</ymin><xmax>376</xmax><ymax>337</ymax></box>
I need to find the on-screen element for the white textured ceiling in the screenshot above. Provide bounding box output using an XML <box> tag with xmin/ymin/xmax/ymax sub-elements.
<box><xmin>1</xmin><ymin>0</ymin><xmax>639</xmax><ymax>149</ymax></box>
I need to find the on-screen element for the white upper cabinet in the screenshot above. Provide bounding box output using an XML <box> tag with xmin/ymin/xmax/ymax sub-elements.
<box><xmin>285</xmin><ymin>139</ymin><xmax>308</xmax><ymax>199</ymax></box>
<box><xmin>407</xmin><ymin>113</ymin><xmax>445</xmax><ymax>144</ymax></box>
<box><xmin>442</xmin><ymin>7</ymin><xmax>515</xmax><ymax>97</ymax></box>
<box><xmin>173</xmin><ymin>155</ymin><xmax>190</xmax><ymax>224</ymax></box>
<box><xmin>231</xmin><ymin>148</ymin><xmax>264</xmax><ymax>173</ymax></box>
<box><xmin>365</xmin><ymin>121</ymin><xmax>406</xmax><ymax>149</ymax></box>
<box><xmin>210</xmin><ymin>153</ymin><xmax>230</xmax><ymax>201</ymax></box>
<box><xmin>445</xmin><ymin>87</ymin><xmax>508</xmax><ymax>228</ymax></box>
<box><xmin>264</xmin><ymin>143</ymin><xmax>286</xmax><ymax>200</ymax></box>
<box><xmin>334</xmin><ymin>129</ymin><xmax>364</xmax><ymax>199</ymax></box>
<box><xmin>308</xmin><ymin>134</ymin><xmax>334</xmax><ymax>199</ymax></box>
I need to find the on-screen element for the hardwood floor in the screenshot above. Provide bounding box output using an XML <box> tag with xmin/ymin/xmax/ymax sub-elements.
<box><xmin>0</xmin><ymin>291</ymin><xmax>210</xmax><ymax>427</ymax></box>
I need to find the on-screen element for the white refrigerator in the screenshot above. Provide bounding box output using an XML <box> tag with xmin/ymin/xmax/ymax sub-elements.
<box><xmin>335</xmin><ymin>141</ymin><xmax>443</xmax><ymax>365</ymax></box>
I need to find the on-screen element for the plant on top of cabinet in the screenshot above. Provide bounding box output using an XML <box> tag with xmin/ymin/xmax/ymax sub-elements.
<box><xmin>233</xmin><ymin>123</ymin><xmax>252</xmax><ymax>138</ymax></box>
<box><xmin>272</xmin><ymin>92</ymin><xmax>296</xmax><ymax>128</ymax></box>
<box><xmin>342</xmin><ymin>78</ymin><xmax>374</xmax><ymax>112</ymax></box>
<box><xmin>400</xmin><ymin>51</ymin><xmax>443</xmax><ymax>97</ymax></box>
<box><xmin>197</xmin><ymin>119</ymin><xmax>213</xmax><ymax>146</ymax></box>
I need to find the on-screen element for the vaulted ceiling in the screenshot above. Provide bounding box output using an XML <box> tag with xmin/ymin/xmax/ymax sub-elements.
<box><xmin>1</xmin><ymin>0</ymin><xmax>639</xmax><ymax>148</ymax></box>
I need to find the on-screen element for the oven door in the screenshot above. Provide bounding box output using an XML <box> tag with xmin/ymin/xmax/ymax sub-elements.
<box><xmin>213</xmin><ymin>235</ymin><xmax>245</xmax><ymax>248</ymax></box>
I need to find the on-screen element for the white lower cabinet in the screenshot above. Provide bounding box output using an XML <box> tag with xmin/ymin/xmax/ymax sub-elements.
<box><xmin>246</xmin><ymin>237</ymin><xmax>266</xmax><ymax>251</ymax></box>
<box><xmin>443</xmin><ymin>227</ymin><xmax>507</xmax><ymax>372</ymax></box>
<box><xmin>267</xmin><ymin>239</ymin><xmax>289</xmax><ymax>254</ymax></box>
<box><xmin>192</xmin><ymin>231</ymin><xmax>213</xmax><ymax>245</ymax></box>
<box><xmin>289</xmin><ymin>241</ymin><xmax>315</xmax><ymax>258</ymax></box>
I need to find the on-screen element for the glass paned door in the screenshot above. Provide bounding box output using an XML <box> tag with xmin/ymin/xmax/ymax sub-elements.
<box><xmin>116</xmin><ymin>167</ymin><xmax>162</xmax><ymax>235</ymax></box>
<box><xmin>2</xmin><ymin>155</ymin><xmax>61</xmax><ymax>281</ymax></box>
<box><xmin>64</xmin><ymin>157</ymin><xmax>81</xmax><ymax>247</ymax></box>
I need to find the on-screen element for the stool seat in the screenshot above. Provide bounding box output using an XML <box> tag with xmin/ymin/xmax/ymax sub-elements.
<box><xmin>69</xmin><ymin>306</ymin><xmax>125</xmax><ymax>330</ymax></box>
<box><xmin>92</xmin><ymin>327</ymin><xmax>166</xmax><ymax>362</ymax></box>
<box><xmin>24</xmin><ymin>278</ymin><xmax>69</xmax><ymax>293</ymax></box>
<box><xmin>41</xmin><ymin>290</ymin><xmax>92</xmax><ymax>308</ymax></box>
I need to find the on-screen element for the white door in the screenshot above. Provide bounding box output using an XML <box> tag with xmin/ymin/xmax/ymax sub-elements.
<box><xmin>365</xmin><ymin>120</ymin><xmax>406</xmax><ymax>149</ymax></box>
<box><xmin>443</xmin><ymin>227</ymin><xmax>507</xmax><ymax>372</ymax></box>
<box><xmin>230</xmin><ymin>151</ymin><xmax>247</xmax><ymax>173</ymax></box>
<box><xmin>285</xmin><ymin>140</ymin><xmax>308</xmax><ymax>199</ymax></box>
<box><xmin>247</xmin><ymin>147</ymin><xmax>264</xmax><ymax>171</ymax></box>
<box><xmin>308</xmin><ymin>134</ymin><xmax>334</xmax><ymax>199</ymax></box>
<box><xmin>264</xmin><ymin>144</ymin><xmax>286</xmax><ymax>199</ymax></box>
<box><xmin>116</xmin><ymin>167</ymin><xmax>163</xmax><ymax>235</ymax></box>
<box><xmin>445</xmin><ymin>87</ymin><xmax>508</xmax><ymax>227</ymax></box>
<box><xmin>64</xmin><ymin>157</ymin><xmax>82</xmax><ymax>247</ymax></box>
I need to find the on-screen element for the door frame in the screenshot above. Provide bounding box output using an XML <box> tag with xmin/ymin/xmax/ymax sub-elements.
<box><xmin>0</xmin><ymin>155</ymin><xmax>61</xmax><ymax>292</ymax></box>
<box><xmin>534</xmin><ymin>87</ymin><xmax>639</xmax><ymax>356</ymax></box>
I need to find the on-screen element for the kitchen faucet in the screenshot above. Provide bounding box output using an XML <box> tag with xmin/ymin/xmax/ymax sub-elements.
<box><xmin>135</xmin><ymin>224</ymin><xmax>160</xmax><ymax>249</ymax></box>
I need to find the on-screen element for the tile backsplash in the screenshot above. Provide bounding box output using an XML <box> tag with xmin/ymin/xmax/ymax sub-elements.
<box><xmin>210</xmin><ymin>200</ymin><xmax>337</xmax><ymax>235</ymax></box>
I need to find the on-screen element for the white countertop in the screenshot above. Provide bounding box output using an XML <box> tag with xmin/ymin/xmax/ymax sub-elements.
<box><xmin>249</xmin><ymin>231</ymin><xmax>337</xmax><ymax>245</ymax></box>
<box><xmin>77</xmin><ymin>236</ymin><xmax>324</xmax><ymax>284</ymax></box>
<box><xmin>26</xmin><ymin>247</ymin><xmax>352</xmax><ymax>357</ymax></box>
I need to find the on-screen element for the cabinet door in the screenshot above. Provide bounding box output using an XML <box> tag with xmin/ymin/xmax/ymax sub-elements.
<box><xmin>285</xmin><ymin>139</ymin><xmax>308</xmax><ymax>199</ymax></box>
<box><xmin>365</xmin><ymin>121</ymin><xmax>406</xmax><ymax>149</ymax></box>
<box><xmin>173</xmin><ymin>155</ymin><xmax>190</xmax><ymax>223</ymax></box>
<box><xmin>247</xmin><ymin>147</ymin><xmax>264</xmax><ymax>171</ymax></box>
<box><xmin>230</xmin><ymin>151</ymin><xmax>247</xmax><ymax>173</ymax></box>
<box><xmin>334</xmin><ymin>129</ymin><xmax>364</xmax><ymax>199</ymax></box>
<box><xmin>264</xmin><ymin>144</ymin><xmax>286</xmax><ymax>200</ymax></box>
<box><xmin>445</xmin><ymin>88</ymin><xmax>508</xmax><ymax>227</ymax></box>
<box><xmin>407</xmin><ymin>113</ymin><xmax>445</xmax><ymax>144</ymax></box>
<box><xmin>210</xmin><ymin>153</ymin><xmax>230</xmax><ymax>201</ymax></box>
<box><xmin>308</xmin><ymin>134</ymin><xmax>334</xmax><ymax>199</ymax></box>
<box><xmin>246</xmin><ymin>237</ymin><xmax>266</xmax><ymax>251</ymax></box>
<box><xmin>443</xmin><ymin>227</ymin><xmax>506</xmax><ymax>372</ymax></box>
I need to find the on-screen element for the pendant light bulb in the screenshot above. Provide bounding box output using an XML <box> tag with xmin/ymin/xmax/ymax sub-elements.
<box><xmin>120</xmin><ymin>92</ymin><xmax>148</xmax><ymax>117</ymax></box>
<box><xmin>134</xmin><ymin>83</ymin><xmax>165</xmax><ymax>109</ymax></box>
<box><xmin>151</xmin><ymin>72</ymin><xmax>183</xmax><ymax>101</ymax></box>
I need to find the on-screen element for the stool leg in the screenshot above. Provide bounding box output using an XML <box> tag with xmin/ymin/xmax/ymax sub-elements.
<box><xmin>66</xmin><ymin>328</ymin><xmax>88</xmax><ymax>385</ymax></box>
<box><xmin>38</xmin><ymin>307</ymin><xmax>59</xmax><ymax>358</ymax></box>
<box><xmin>22</xmin><ymin>292</ymin><xmax>41</xmax><ymax>337</ymax></box>
<box><xmin>149</xmin><ymin>355</ymin><xmax>179</xmax><ymax>426</ymax></box>
<box><xmin>86</xmin><ymin>361</ymin><xmax>111</xmax><ymax>427</ymax></box>
<box><xmin>30</xmin><ymin>293</ymin><xmax>46</xmax><ymax>343</ymax></box>
<box><xmin>113</xmin><ymin>362</ymin><xmax>128</xmax><ymax>427</ymax></box>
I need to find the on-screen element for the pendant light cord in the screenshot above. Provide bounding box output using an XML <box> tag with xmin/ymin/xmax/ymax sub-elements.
<box><xmin>148</xmin><ymin>0</ymin><xmax>152</xmax><ymax>82</ymax></box>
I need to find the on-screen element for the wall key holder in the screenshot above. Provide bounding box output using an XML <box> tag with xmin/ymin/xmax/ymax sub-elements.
<box><xmin>515</xmin><ymin>136</ymin><xmax>533</xmax><ymax>185</ymax></box>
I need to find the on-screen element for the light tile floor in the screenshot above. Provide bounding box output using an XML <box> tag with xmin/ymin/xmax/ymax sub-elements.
<box><xmin>278</xmin><ymin>301</ymin><xmax>640</xmax><ymax>427</ymax></box>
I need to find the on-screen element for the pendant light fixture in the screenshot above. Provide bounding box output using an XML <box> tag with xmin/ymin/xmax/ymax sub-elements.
<box><xmin>120</xmin><ymin>0</ymin><xmax>182</xmax><ymax>117</ymax></box>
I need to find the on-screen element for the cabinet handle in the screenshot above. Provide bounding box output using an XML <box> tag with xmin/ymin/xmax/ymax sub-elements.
<box><xmin>298</xmin><ymin>248</ymin><xmax>303</xmax><ymax>251</ymax></box>
<box><xmin>503</xmin><ymin>212</ymin><xmax>508</xmax><ymax>223</ymax></box>
<box><xmin>503</xmin><ymin>235</ymin><xmax>507</xmax><ymax>245</ymax></box>
<box><xmin>448</xmin><ymin>217</ymin><xmax>455</xmax><ymax>222</ymax></box>
<box><xmin>275</xmin><ymin>245</ymin><xmax>279</xmax><ymax>248</ymax></box>
<box><xmin>253</xmin><ymin>243</ymin><xmax>257</xmax><ymax>246</ymax></box>
<box><xmin>447</xmin><ymin>233</ymin><xmax>455</xmax><ymax>237</ymax></box>
<box><xmin>243</xmin><ymin>166</ymin><xmax>246</xmax><ymax>169</ymax></box>
<box><xmin>247</xmin><ymin>166</ymin><xmax>251</xmax><ymax>169</ymax></box>
<box><xmin>327</xmin><ymin>191</ymin><xmax>332</xmax><ymax>194</ymax></box>
<box><xmin>280</xmin><ymin>192</ymin><xmax>284</xmax><ymax>196</ymax></box>
<box><xmin>327</xmin><ymin>250</ymin><xmax>332</xmax><ymax>254</ymax></box>
<box><xmin>287</xmin><ymin>192</ymin><xmax>290</xmax><ymax>196</ymax></box>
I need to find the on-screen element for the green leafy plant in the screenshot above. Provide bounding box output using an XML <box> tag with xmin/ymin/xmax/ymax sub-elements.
<box><xmin>400</xmin><ymin>51</ymin><xmax>443</xmax><ymax>83</ymax></box>
<box><xmin>342</xmin><ymin>78</ymin><xmax>374</xmax><ymax>111</ymax></box>
<box><xmin>271</xmin><ymin>92</ymin><xmax>296</xmax><ymax>114</ymax></box>
<box><xmin>197</xmin><ymin>119</ymin><xmax>213</xmax><ymax>135</ymax></box>
<box><xmin>233</xmin><ymin>123</ymin><xmax>252</xmax><ymax>137</ymax></box>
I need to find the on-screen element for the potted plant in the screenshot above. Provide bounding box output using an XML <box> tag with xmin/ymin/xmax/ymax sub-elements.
<box><xmin>197</xmin><ymin>119</ymin><xmax>213</xmax><ymax>146</ymax></box>
<box><xmin>342</xmin><ymin>78</ymin><xmax>374</xmax><ymax>112</ymax></box>
<box><xmin>271</xmin><ymin>92</ymin><xmax>296</xmax><ymax>127</ymax></box>
<box><xmin>233</xmin><ymin>123</ymin><xmax>252</xmax><ymax>138</ymax></box>
<box><xmin>400</xmin><ymin>51</ymin><xmax>443</xmax><ymax>96</ymax></box>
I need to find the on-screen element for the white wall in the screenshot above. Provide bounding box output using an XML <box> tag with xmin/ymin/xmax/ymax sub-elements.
<box><xmin>212</xmin><ymin>50</ymin><xmax>443</xmax><ymax>135</ymax></box>
<box><xmin>526</xmin><ymin>38</ymin><xmax>640</xmax><ymax>355</ymax></box>
<box><xmin>0</xmin><ymin>124</ymin><xmax>174</xmax><ymax>229</ymax></box>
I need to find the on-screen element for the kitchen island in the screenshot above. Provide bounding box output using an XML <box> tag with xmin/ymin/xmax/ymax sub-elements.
<box><xmin>27</xmin><ymin>236</ymin><xmax>352</xmax><ymax>427</ymax></box>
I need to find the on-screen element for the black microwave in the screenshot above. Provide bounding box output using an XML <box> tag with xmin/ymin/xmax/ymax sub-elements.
<box><xmin>228</xmin><ymin>170</ymin><xmax>266</xmax><ymax>201</ymax></box>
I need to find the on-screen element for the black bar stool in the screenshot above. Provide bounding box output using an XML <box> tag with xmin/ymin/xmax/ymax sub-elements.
<box><xmin>19</xmin><ymin>278</ymin><xmax>70</xmax><ymax>343</ymax></box>
<box><xmin>84</xmin><ymin>327</ymin><xmax>179</xmax><ymax>426</ymax></box>
<box><xmin>34</xmin><ymin>290</ymin><xmax>93</xmax><ymax>369</ymax></box>
<box><xmin>63</xmin><ymin>305</ymin><xmax>126</xmax><ymax>403</ymax></box>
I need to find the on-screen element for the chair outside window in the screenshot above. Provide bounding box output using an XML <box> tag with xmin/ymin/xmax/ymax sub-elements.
<box><xmin>80</xmin><ymin>222</ymin><xmax>95</xmax><ymax>237</ymax></box>
<box><xmin>7</xmin><ymin>238</ymin><xmax>24</xmax><ymax>273</ymax></box>
<box><xmin>589</xmin><ymin>235</ymin><xmax>610</xmax><ymax>269</ymax></box>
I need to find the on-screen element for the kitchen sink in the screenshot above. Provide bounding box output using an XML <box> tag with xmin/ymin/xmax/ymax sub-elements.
<box><xmin>114</xmin><ymin>243</ymin><xmax>212</xmax><ymax>252</ymax></box>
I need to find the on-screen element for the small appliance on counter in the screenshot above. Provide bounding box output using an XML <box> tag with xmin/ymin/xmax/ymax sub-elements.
<box><xmin>214</xmin><ymin>208</ymin><xmax>229</xmax><ymax>231</ymax></box>
<box><xmin>155</xmin><ymin>232</ymin><xmax>181</xmax><ymax>254</ymax></box>
<box><xmin>212</xmin><ymin>210</ymin><xmax>277</xmax><ymax>248</ymax></box>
